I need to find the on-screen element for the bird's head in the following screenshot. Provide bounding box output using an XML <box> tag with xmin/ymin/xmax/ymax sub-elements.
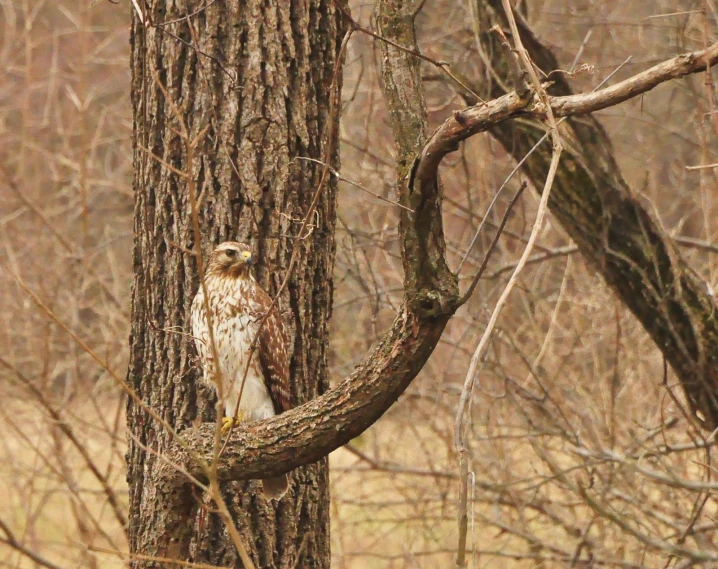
<box><xmin>207</xmin><ymin>241</ymin><xmax>254</xmax><ymax>278</ymax></box>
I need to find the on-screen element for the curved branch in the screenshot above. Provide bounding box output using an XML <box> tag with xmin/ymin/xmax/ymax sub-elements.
<box><xmin>164</xmin><ymin>309</ymin><xmax>450</xmax><ymax>484</ymax></box>
<box><xmin>165</xmin><ymin>0</ymin><xmax>461</xmax><ymax>486</ymax></box>
<box><xmin>462</xmin><ymin>3</ymin><xmax>718</xmax><ymax>430</ymax></box>
<box><xmin>161</xmin><ymin>33</ymin><xmax>718</xmax><ymax>488</ymax></box>
<box><xmin>416</xmin><ymin>41</ymin><xmax>718</xmax><ymax>186</ymax></box>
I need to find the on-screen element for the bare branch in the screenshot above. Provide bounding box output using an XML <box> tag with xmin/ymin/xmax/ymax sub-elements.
<box><xmin>157</xmin><ymin>22</ymin><xmax>718</xmax><ymax>490</ymax></box>
<box><xmin>416</xmin><ymin>41</ymin><xmax>718</xmax><ymax>187</ymax></box>
<box><xmin>163</xmin><ymin>308</ymin><xmax>453</xmax><ymax>483</ymax></box>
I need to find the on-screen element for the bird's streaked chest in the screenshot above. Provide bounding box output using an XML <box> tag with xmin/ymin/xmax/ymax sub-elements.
<box><xmin>192</xmin><ymin>275</ymin><xmax>263</xmax><ymax>367</ymax></box>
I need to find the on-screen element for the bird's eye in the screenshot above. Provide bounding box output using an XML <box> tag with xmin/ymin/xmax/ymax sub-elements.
<box><xmin>225</xmin><ymin>249</ymin><xmax>237</xmax><ymax>258</ymax></box>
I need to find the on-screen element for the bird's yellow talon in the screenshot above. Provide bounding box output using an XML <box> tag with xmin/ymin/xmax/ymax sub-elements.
<box><xmin>221</xmin><ymin>413</ymin><xmax>244</xmax><ymax>434</ymax></box>
<box><xmin>221</xmin><ymin>417</ymin><xmax>234</xmax><ymax>434</ymax></box>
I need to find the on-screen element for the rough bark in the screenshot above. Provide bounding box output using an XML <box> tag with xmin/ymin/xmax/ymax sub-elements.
<box><xmin>154</xmin><ymin>0</ymin><xmax>460</xmax><ymax>495</ymax></box>
<box><xmin>464</xmin><ymin>1</ymin><xmax>718</xmax><ymax>429</ymax></box>
<box><xmin>146</xmin><ymin>10</ymin><xmax>718</xmax><ymax>502</ymax></box>
<box><xmin>374</xmin><ymin>0</ymin><xmax>457</xmax><ymax>309</ymax></box>
<box><xmin>123</xmin><ymin>0</ymin><xmax>718</xmax><ymax>564</ymax></box>
<box><xmin>162</xmin><ymin>308</ymin><xmax>453</xmax><ymax>484</ymax></box>
<box><xmin>127</xmin><ymin>2</ymin><xmax>343</xmax><ymax>567</ymax></box>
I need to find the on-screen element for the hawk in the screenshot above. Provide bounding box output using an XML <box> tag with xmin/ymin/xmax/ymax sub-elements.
<box><xmin>191</xmin><ymin>241</ymin><xmax>291</xmax><ymax>500</ymax></box>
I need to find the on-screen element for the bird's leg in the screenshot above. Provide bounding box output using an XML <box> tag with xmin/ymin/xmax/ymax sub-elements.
<box><xmin>221</xmin><ymin>411</ymin><xmax>245</xmax><ymax>434</ymax></box>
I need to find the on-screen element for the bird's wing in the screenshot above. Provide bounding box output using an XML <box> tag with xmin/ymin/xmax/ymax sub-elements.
<box><xmin>253</xmin><ymin>287</ymin><xmax>292</xmax><ymax>414</ymax></box>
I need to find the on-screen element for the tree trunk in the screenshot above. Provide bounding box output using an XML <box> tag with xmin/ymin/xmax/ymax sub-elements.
<box><xmin>126</xmin><ymin>2</ymin><xmax>344</xmax><ymax>568</ymax></box>
<box><xmin>466</xmin><ymin>1</ymin><xmax>718</xmax><ymax>429</ymax></box>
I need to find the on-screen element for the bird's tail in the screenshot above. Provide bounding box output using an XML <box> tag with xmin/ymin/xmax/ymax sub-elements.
<box><xmin>262</xmin><ymin>474</ymin><xmax>289</xmax><ymax>500</ymax></box>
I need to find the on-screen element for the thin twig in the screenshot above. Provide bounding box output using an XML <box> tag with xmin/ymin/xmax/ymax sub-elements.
<box><xmin>296</xmin><ymin>156</ymin><xmax>414</xmax><ymax>212</ymax></box>
<box><xmin>0</xmin><ymin>518</ymin><xmax>67</xmax><ymax>569</ymax></box>
<box><xmin>337</xmin><ymin>3</ymin><xmax>485</xmax><ymax>103</ymax></box>
<box><xmin>458</xmin><ymin>182</ymin><xmax>527</xmax><ymax>305</ymax></box>
<box><xmin>454</xmin><ymin>2</ymin><xmax>564</xmax><ymax>565</ymax></box>
<box><xmin>569</xmin><ymin>29</ymin><xmax>594</xmax><ymax>73</ymax></box>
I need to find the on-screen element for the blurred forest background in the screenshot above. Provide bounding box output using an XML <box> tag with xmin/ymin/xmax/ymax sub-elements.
<box><xmin>2</xmin><ymin>0</ymin><xmax>718</xmax><ymax>567</ymax></box>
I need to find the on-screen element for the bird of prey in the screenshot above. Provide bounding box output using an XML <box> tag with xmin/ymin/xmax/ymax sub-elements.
<box><xmin>191</xmin><ymin>241</ymin><xmax>291</xmax><ymax>499</ymax></box>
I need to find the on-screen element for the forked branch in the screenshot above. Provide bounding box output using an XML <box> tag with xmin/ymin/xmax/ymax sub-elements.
<box><xmin>415</xmin><ymin>40</ymin><xmax>718</xmax><ymax>186</ymax></box>
<box><xmin>161</xmin><ymin>30</ymin><xmax>718</xmax><ymax>487</ymax></box>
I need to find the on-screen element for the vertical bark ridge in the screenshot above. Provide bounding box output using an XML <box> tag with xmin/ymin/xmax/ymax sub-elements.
<box><xmin>127</xmin><ymin>1</ymin><xmax>344</xmax><ymax>567</ymax></box>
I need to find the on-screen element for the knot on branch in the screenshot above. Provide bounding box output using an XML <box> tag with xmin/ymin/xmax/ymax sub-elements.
<box><xmin>410</xmin><ymin>282</ymin><xmax>459</xmax><ymax>319</ymax></box>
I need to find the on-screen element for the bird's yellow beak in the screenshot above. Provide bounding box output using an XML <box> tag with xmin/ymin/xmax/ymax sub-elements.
<box><xmin>241</xmin><ymin>250</ymin><xmax>253</xmax><ymax>264</ymax></box>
